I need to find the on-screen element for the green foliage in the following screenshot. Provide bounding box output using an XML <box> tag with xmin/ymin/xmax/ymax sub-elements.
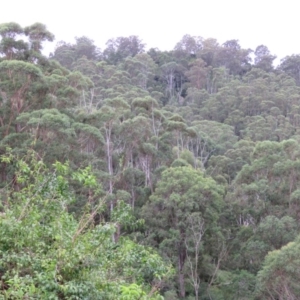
<box><xmin>255</xmin><ymin>237</ymin><xmax>300</xmax><ymax>299</ymax></box>
<box><xmin>3</xmin><ymin>21</ymin><xmax>300</xmax><ymax>299</ymax></box>
<box><xmin>0</xmin><ymin>150</ymin><xmax>171</xmax><ymax>299</ymax></box>
<box><xmin>143</xmin><ymin>166</ymin><xmax>224</xmax><ymax>297</ymax></box>
<box><xmin>232</xmin><ymin>139</ymin><xmax>300</xmax><ymax>221</ymax></box>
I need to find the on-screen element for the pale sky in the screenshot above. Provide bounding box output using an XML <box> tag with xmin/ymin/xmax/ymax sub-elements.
<box><xmin>2</xmin><ymin>0</ymin><xmax>299</xmax><ymax>63</ymax></box>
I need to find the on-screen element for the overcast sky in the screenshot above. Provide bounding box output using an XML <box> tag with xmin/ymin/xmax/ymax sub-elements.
<box><xmin>2</xmin><ymin>0</ymin><xmax>299</xmax><ymax>63</ymax></box>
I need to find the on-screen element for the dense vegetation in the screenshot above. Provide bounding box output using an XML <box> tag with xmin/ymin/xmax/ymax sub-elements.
<box><xmin>1</xmin><ymin>22</ymin><xmax>300</xmax><ymax>299</ymax></box>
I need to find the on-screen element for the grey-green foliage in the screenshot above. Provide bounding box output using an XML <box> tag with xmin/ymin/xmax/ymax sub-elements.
<box><xmin>255</xmin><ymin>236</ymin><xmax>300</xmax><ymax>299</ymax></box>
<box><xmin>142</xmin><ymin>166</ymin><xmax>224</xmax><ymax>298</ymax></box>
<box><xmin>242</xmin><ymin>216</ymin><xmax>297</xmax><ymax>273</ymax></box>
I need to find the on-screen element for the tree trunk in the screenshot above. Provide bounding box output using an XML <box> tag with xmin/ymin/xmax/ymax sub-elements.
<box><xmin>178</xmin><ymin>271</ymin><xmax>185</xmax><ymax>298</ymax></box>
<box><xmin>105</xmin><ymin>126</ymin><xmax>113</xmax><ymax>211</ymax></box>
<box><xmin>178</xmin><ymin>247</ymin><xmax>186</xmax><ymax>298</ymax></box>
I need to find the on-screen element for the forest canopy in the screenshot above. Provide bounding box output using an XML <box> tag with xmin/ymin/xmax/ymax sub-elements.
<box><xmin>1</xmin><ymin>22</ymin><xmax>300</xmax><ymax>299</ymax></box>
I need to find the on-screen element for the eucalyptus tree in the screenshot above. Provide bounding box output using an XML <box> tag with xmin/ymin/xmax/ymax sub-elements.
<box><xmin>231</xmin><ymin>139</ymin><xmax>300</xmax><ymax>223</ymax></box>
<box><xmin>120</xmin><ymin>115</ymin><xmax>153</xmax><ymax>190</ymax></box>
<box><xmin>278</xmin><ymin>54</ymin><xmax>300</xmax><ymax>85</ymax></box>
<box><xmin>96</xmin><ymin>97</ymin><xmax>130</xmax><ymax>209</ymax></box>
<box><xmin>142</xmin><ymin>166</ymin><xmax>224</xmax><ymax>298</ymax></box>
<box><xmin>188</xmin><ymin>120</ymin><xmax>237</xmax><ymax>168</ymax></box>
<box><xmin>185</xmin><ymin>58</ymin><xmax>208</xmax><ymax>90</ymax></box>
<box><xmin>24</xmin><ymin>22</ymin><xmax>54</xmax><ymax>54</ymax></box>
<box><xmin>74</xmin><ymin>36</ymin><xmax>101</xmax><ymax>61</ymax></box>
<box><xmin>0</xmin><ymin>22</ymin><xmax>27</xmax><ymax>60</ymax></box>
<box><xmin>0</xmin><ymin>59</ymin><xmax>44</xmax><ymax>136</ymax></box>
<box><xmin>207</xmin><ymin>139</ymin><xmax>255</xmax><ymax>183</ymax></box>
<box><xmin>51</xmin><ymin>36</ymin><xmax>100</xmax><ymax>70</ymax></box>
<box><xmin>255</xmin><ymin>236</ymin><xmax>300</xmax><ymax>299</ymax></box>
<box><xmin>122</xmin><ymin>53</ymin><xmax>157</xmax><ymax>90</ymax></box>
<box><xmin>165</xmin><ymin>113</ymin><xmax>188</xmax><ymax>158</ymax></box>
<box><xmin>219</xmin><ymin>39</ymin><xmax>252</xmax><ymax>76</ymax></box>
<box><xmin>197</xmin><ymin>38</ymin><xmax>221</xmax><ymax>67</ymax></box>
<box><xmin>254</xmin><ymin>45</ymin><xmax>276</xmax><ymax>72</ymax></box>
<box><xmin>15</xmin><ymin>108</ymin><xmax>76</xmax><ymax>163</ymax></box>
<box><xmin>103</xmin><ymin>35</ymin><xmax>145</xmax><ymax>65</ymax></box>
<box><xmin>174</xmin><ymin>34</ymin><xmax>203</xmax><ymax>59</ymax></box>
<box><xmin>242</xmin><ymin>216</ymin><xmax>297</xmax><ymax>273</ymax></box>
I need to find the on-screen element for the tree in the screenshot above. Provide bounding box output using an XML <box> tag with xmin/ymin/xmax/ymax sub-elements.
<box><xmin>255</xmin><ymin>236</ymin><xmax>300</xmax><ymax>300</ymax></box>
<box><xmin>0</xmin><ymin>22</ymin><xmax>27</xmax><ymax>60</ymax></box>
<box><xmin>74</xmin><ymin>36</ymin><xmax>101</xmax><ymax>61</ymax></box>
<box><xmin>120</xmin><ymin>112</ymin><xmax>154</xmax><ymax>191</ymax></box>
<box><xmin>103</xmin><ymin>36</ymin><xmax>145</xmax><ymax>64</ymax></box>
<box><xmin>159</xmin><ymin>61</ymin><xmax>186</xmax><ymax>103</ymax></box>
<box><xmin>219</xmin><ymin>40</ymin><xmax>252</xmax><ymax>76</ymax></box>
<box><xmin>0</xmin><ymin>60</ymin><xmax>44</xmax><ymax>136</ymax></box>
<box><xmin>254</xmin><ymin>45</ymin><xmax>276</xmax><ymax>72</ymax></box>
<box><xmin>188</xmin><ymin>120</ymin><xmax>237</xmax><ymax>169</ymax></box>
<box><xmin>278</xmin><ymin>54</ymin><xmax>300</xmax><ymax>85</ymax></box>
<box><xmin>184</xmin><ymin>213</ymin><xmax>205</xmax><ymax>300</ymax></box>
<box><xmin>51</xmin><ymin>36</ymin><xmax>101</xmax><ymax>68</ymax></box>
<box><xmin>197</xmin><ymin>38</ymin><xmax>221</xmax><ymax>67</ymax></box>
<box><xmin>185</xmin><ymin>58</ymin><xmax>208</xmax><ymax>90</ymax></box>
<box><xmin>174</xmin><ymin>34</ymin><xmax>203</xmax><ymax>57</ymax></box>
<box><xmin>24</xmin><ymin>22</ymin><xmax>54</xmax><ymax>53</ymax></box>
<box><xmin>242</xmin><ymin>216</ymin><xmax>297</xmax><ymax>273</ymax></box>
<box><xmin>232</xmin><ymin>139</ymin><xmax>300</xmax><ymax>223</ymax></box>
<box><xmin>207</xmin><ymin>139</ymin><xmax>255</xmax><ymax>183</ymax></box>
<box><xmin>122</xmin><ymin>53</ymin><xmax>156</xmax><ymax>90</ymax></box>
<box><xmin>50</xmin><ymin>41</ymin><xmax>77</xmax><ymax>69</ymax></box>
<box><xmin>97</xmin><ymin>97</ymin><xmax>130</xmax><ymax>209</ymax></box>
<box><xmin>142</xmin><ymin>166</ymin><xmax>224</xmax><ymax>298</ymax></box>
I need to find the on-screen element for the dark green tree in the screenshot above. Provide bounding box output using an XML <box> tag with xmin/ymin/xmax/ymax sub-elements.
<box><xmin>142</xmin><ymin>166</ymin><xmax>224</xmax><ymax>298</ymax></box>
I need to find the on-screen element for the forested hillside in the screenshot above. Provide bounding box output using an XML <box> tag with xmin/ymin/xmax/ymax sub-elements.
<box><xmin>1</xmin><ymin>22</ymin><xmax>300</xmax><ymax>299</ymax></box>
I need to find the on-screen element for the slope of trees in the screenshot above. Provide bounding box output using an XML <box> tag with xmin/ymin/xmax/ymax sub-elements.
<box><xmin>1</xmin><ymin>23</ymin><xmax>300</xmax><ymax>299</ymax></box>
